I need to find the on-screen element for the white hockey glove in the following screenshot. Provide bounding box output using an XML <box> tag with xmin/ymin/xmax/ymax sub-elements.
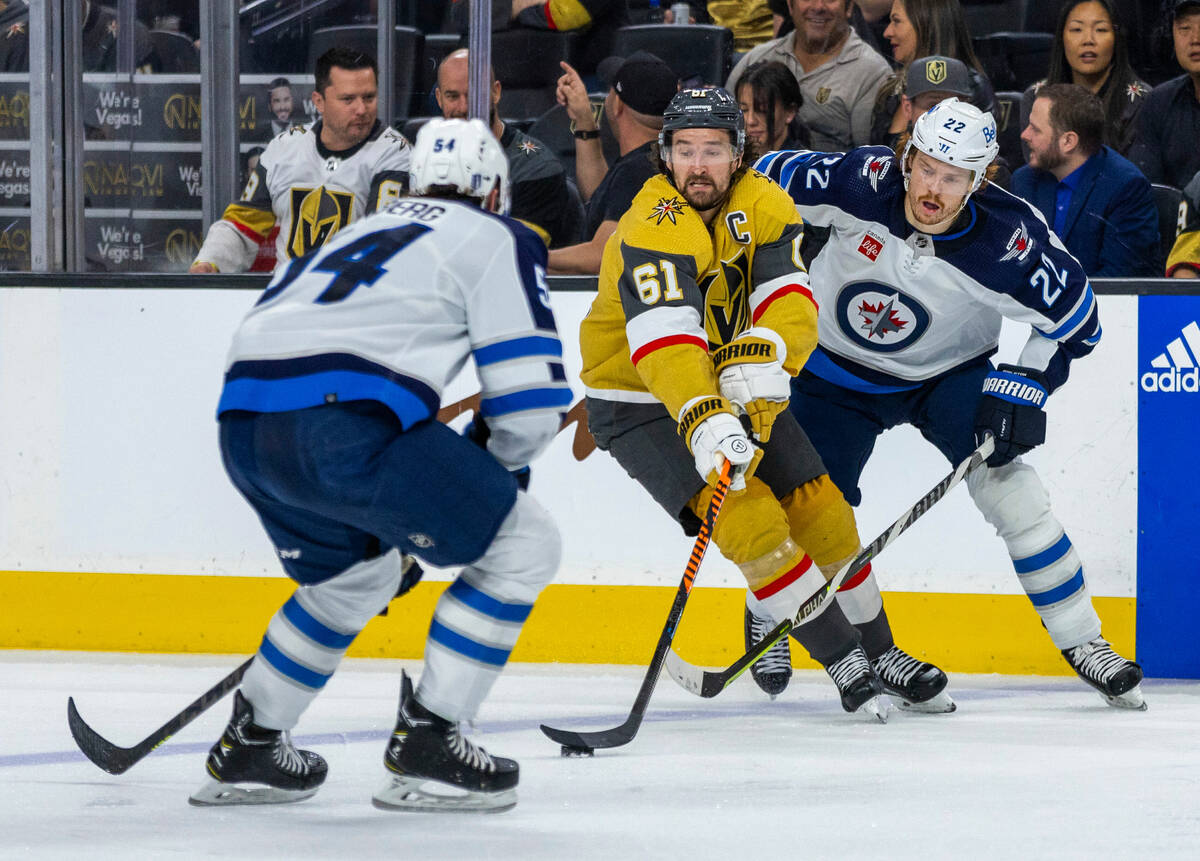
<box><xmin>713</xmin><ymin>327</ymin><xmax>791</xmax><ymax>443</ymax></box>
<box><xmin>677</xmin><ymin>395</ymin><xmax>761</xmax><ymax>491</ymax></box>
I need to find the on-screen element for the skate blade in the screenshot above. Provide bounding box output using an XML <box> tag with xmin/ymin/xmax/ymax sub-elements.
<box><xmin>372</xmin><ymin>775</ymin><xmax>517</xmax><ymax>814</ymax></box>
<box><xmin>1103</xmin><ymin>686</ymin><xmax>1148</xmax><ymax>711</ymax></box>
<box><xmin>895</xmin><ymin>689</ymin><xmax>957</xmax><ymax>714</ymax></box>
<box><xmin>856</xmin><ymin>695</ymin><xmax>889</xmax><ymax>724</ymax></box>
<box><xmin>188</xmin><ymin>778</ymin><xmax>319</xmax><ymax>807</ymax></box>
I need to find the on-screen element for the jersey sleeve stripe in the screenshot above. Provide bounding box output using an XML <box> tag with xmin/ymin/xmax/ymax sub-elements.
<box><xmin>480</xmin><ymin>385</ymin><xmax>573</xmax><ymax>417</ymax></box>
<box><xmin>473</xmin><ymin>334</ymin><xmax>563</xmax><ymax>366</ymax></box>
<box><xmin>631</xmin><ymin>333</ymin><xmax>709</xmax><ymax>366</ymax></box>
<box><xmin>750</xmin><ymin>280</ymin><xmax>816</xmax><ymax>323</ymax></box>
<box><xmin>1042</xmin><ymin>288</ymin><xmax>1096</xmax><ymax>341</ymax></box>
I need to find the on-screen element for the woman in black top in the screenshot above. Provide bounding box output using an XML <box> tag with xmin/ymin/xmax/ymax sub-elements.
<box><xmin>1020</xmin><ymin>0</ymin><xmax>1149</xmax><ymax>158</ymax></box>
<box><xmin>734</xmin><ymin>61</ymin><xmax>811</xmax><ymax>162</ymax></box>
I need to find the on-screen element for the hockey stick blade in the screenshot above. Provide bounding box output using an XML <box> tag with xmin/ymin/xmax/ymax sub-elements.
<box><xmin>540</xmin><ymin>460</ymin><xmax>735</xmax><ymax>750</ymax></box>
<box><xmin>67</xmin><ymin>657</ymin><xmax>253</xmax><ymax>775</ymax></box>
<box><xmin>663</xmin><ymin>434</ymin><xmax>995</xmax><ymax>698</ymax></box>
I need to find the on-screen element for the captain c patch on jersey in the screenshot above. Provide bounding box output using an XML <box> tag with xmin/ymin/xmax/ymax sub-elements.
<box><xmin>834</xmin><ymin>281</ymin><xmax>930</xmax><ymax>353</ymax></box>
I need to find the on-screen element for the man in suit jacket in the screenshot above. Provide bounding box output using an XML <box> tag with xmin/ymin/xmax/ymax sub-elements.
<box><xmin>1012</xmin><ymin>83</ymin><xmax>1160</xmax><ymax>277</ymax></box>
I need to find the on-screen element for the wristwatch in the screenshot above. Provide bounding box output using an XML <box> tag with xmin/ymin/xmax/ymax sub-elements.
<box><xmin>573</xmin><ymin>128</ymin><xmax>600</xmax><ymax>140</ymax></box>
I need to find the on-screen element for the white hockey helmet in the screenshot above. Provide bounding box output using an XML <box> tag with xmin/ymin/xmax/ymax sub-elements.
<box><xmin>903</xmin><ymin>98</ymin><xmax>1000</xmax><ymax>194</ymax></box>
<box><xmin>410</xmin><ymin>118</ymin><xmax>511</xmax><ymax>214</ymax></box>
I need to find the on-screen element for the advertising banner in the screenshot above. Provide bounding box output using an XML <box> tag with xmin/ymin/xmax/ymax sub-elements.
<box><xmin>1137</xmin><ymin>295</ymin><xmax>1200</xmax><ymax>678</ymax></box>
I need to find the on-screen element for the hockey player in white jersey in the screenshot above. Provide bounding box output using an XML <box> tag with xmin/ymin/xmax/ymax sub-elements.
<box><xmin>190</xmin><ymin>118</ymin><xmax>571</xmax><ymax>812</ymax></box>
<box><xmin>755</xmin><ymin>99</ymin><xmax>1146</xmax><ymax>710</ymax></box>
<box><xmin>190</xmin><ymin>47</ymin><xmax>411</xmax><ymax>274</ymax></box>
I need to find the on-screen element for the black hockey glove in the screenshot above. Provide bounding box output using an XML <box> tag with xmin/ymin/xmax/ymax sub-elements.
<box><xmin>974</xmin><ymin>364</ymin><xmax>1048</xmax><ymax>467</ymax></box>
<box><xmin>463</xmin><ymin>416</ymin><xmax>532</xmax><ymax>490</ymax></box>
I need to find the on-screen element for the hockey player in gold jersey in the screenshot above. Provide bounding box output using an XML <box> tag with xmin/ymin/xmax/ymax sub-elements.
<box><xmin>580</xmin><ymin>87</ymin><xmax>950</xmax><ymax>717</ymax></box>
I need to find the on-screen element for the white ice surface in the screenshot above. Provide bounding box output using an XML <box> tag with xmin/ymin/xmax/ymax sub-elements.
<box><xmin>3</xmin><ymin>651</ymin><xmax>1198</xmax><ymax>860</ymax></box>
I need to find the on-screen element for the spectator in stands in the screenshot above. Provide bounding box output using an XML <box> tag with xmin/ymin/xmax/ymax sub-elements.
<box><xmin>872</xmin><ymin>0</ymin><xmax>993</xmax><ymax>145</ymax></box>
<box><xmin>0</xmin><ymin>1</ymin><xmax>158</xmax><ymax>72</ymax></box>
<box><xmin>1014</xmin><ymin>83</ymin><xmax>1160</xmax><ymax>276</ymax></box>
<box><xmin>1020</xmin><ymin>0</ymin><xmax>1149</xmax><ymax>159</ymax></box>
<box><xmin>727</xmin><ymin>0</ymin><xmax>891</xmax><ymax>151</ymax></box>
<box><xmin>1130</xmin><ymin>0</ymin><xmax>1200</xmax><ymax>189</ymax></box>
<box><xmin>1167</xmin><ymin>169</ymin><xmax>1200</xmax><ymax>276</ymax></box>
<box><xmin>734</xmin><ymin>60</ymin><xmax>811</xmax><ymax>159</ymax></box>
<box><xmin>0</xmin><ymin>2</ymin><xmax>28</xmax><ymax>72</ymax></box>
<box><xmin>451</xmin><ymin>0</ymin><xmax>629</xmax><ymax>74</ymax></box>
<box><xmin>549</xmin><ymin>50</ymin><xmax>677</xmax><ymax>274</ymax></box>
<box><xmin>189</xmin><ymin>47</ymin><xmax>411</xmax><ymax>274</ymax></box>
<box><xmin>267</xmin><ymin>78</ymin><xmax>299</xmax><ymax>136</ymax></box>
<box><xmin>435</xmin><ymin>49</ymin><xmax>576</xmax><ymax>248</ymax></box>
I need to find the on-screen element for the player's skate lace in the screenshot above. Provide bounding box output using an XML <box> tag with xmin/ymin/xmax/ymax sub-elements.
<box><xmin>1064</xmin><ymin>638</ymin><xmax>1140</xmax><ymax>694</ymax></box>
<box><xmin>872</xmin><ymin>645</ymin><xmax>922</xmax><ymax>688</ymax></box>
<box><xmin>272</xmin><ymin>731</ymin><xmax>310</xmax><ymax>777</ymax></box>
<box><xmin>749</xmin><ymin>614</ymin><xmax>791</xmax><ymax>675</ymax></box>
<box><xmin>827</xmin><ymin>647</ymin><xmax>872</xmax><ymax>690</ymax></box>
<box><xmin>446</xmin><ymin>725</ymin><xmax>497</xmax><ymax>774</ymax></box>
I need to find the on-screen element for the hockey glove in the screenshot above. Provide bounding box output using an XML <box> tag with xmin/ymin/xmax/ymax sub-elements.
<box><xmin>974</xmin><ymin>364</ymin><xmax>1049</xmax><ymax>467</ymax></box>
<box><xmin>463</xmin><ymin>416</ymin><xmax>532</xmax><ymax>490</ymax></box>
<box><xmin>713</xmin><ymin>327</ymin><xmax>791</xmax><ymax>444</ymax></box>
<box><xmin>677</xmin><ymin>395</ymin><xmax>761</xmax><ymax>491</ymax></box>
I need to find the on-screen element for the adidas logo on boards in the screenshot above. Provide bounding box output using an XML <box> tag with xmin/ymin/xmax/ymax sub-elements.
<box><xmin>1142</xmin><ymin>320</ymin><xmax>1200</xmax><ymax>392</ymax></box>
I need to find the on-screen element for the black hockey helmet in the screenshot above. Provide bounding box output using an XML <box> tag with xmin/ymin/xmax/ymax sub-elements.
<box><xmin>658</xmin><ymin>86</ymin><xmax>745</xmax><ymax>156</ymax></box>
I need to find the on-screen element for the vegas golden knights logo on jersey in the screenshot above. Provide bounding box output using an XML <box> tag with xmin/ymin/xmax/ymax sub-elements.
<box><xmin>286</xmin><ymin>187</ymin><xmax>354</xmax><ymax>258</ymax></box>
<box><xmin>699</xmin><ymin>249</ymin><xmax>751</xmax><ymax>347</ymax></box>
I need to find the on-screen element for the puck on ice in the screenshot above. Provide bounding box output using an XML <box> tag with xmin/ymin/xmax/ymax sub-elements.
<box><xmin>560</xmin><ymin>744</ymin><xmax>594</xmax><ymax>758</ymax></box>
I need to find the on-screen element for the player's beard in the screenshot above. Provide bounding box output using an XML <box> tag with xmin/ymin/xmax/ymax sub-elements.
<box><xmin>908</xmin><ymin>190</ymin><xmax>963</xmax><ymax>228</ymax></box>
<box><xmin>678</xmin><ymin>171</ymin><xmax>730</xmax><ymax>213</ymax></box>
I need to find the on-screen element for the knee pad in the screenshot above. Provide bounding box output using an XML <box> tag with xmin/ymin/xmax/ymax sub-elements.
<box><xmin>967</xmin><ymin>461</ymin><xmax>1062</xmax><ymax>557</ymax></box>
<box><xmin>693</xmin><ymin>476</ymin><xmax>791</xmax><ymax>567</ymax></box>
<box><xmin>781</xmin><ymin>475</ymin><xmax>861</xmax><ymax>569</ymax></box>
<box><xmin>304</xmin><ymin>549</ymin><xmax>405</xmax><ymax>630</ymax></box>
<box><xmin>464</xmin><ymin>491</ymin><xmax>561</xmax><ymax>605</ymax></box>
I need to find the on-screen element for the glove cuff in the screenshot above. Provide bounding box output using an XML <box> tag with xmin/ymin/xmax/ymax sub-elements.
<box><xmin>676</xmin><ymin>395</ymin><xmax>737</xmax><ymax>451</ymax></box>
<box><xmin>984</xmin><ymin>366</ymin><xmax>1048</xmax><ymax>407</ymax></box>
<box><xmin>712</xmin><ymin>327</ymin><xmax>785</xmax><ymax>374</ymax></box>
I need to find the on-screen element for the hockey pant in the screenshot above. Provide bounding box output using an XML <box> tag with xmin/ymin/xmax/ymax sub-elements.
<box><xmin>697</xmin><ymin>473</ymin><xmax>867</xmax><ymax>666</ymax></box>
<box><xmin>967</xmin><ymin>460</ymin><xmax>1101</xmax><ymax>649</ymax></box>
<box><xmin>241</xmin><ymin>493</ymin><xmax>560</xmax><ymax>729</ymax></box>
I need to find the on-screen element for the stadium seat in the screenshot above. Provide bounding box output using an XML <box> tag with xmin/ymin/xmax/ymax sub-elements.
<box><xmin>526</xmin><ymin>97</ymin><xmax>620</xmax><ymax>182</ymax></box>
<box><xmin>307</xmin><ymin>25</ymin><xmax>424</xmax><ymax>120</ymax></box>
<box><xmin>492</xmin><ymin>29</ymin><xmax>582</xmax><ymax>122</ymax></box>
<box><xmin>415</xmin><ymin>33</ymin><xmax>464</xmax><ymax>117</ymax></box>
<box><xmin>962</xmin><ymin>0</ymin><xmax>1028</xmax><ymax>39</ymax></box>
<box><xmin>1151</xmin><ymin>184</ymin><xmax>1184</xmax><ymax>272</ymax></box>
<box><xmin>972</xmin><ymin>31</ymin><xmax>1053</xmax><ymax>92</ymax></box>
<box><xmin>149</xmin><ymin>29</ymin><xmax>200</xmax><ymax>73</ymax></box>
<box><xmin>611</xmin><ymin>24</ymin><xmax>733</xmax><ymax>88</ymax></box>
<box><xmin>991</xmin><ymin>90</ymin><xmax>1025</xmax><ymax>170</ymax></box>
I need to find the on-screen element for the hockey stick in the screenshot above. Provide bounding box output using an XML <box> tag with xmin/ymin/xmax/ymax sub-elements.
<box><xmin>664</xmin><ymin>433</ymin><xmax>995</xmax><ymax>698</ymax></box>
<box><xmin>540</xmin><ymin>459</ymin><xmax>735</xmax><ymax>751</ymax></box>
<box><xmin>67</xmin><ymin>657</ymin><xmax>253</xmax><ymax>775</ymax></box>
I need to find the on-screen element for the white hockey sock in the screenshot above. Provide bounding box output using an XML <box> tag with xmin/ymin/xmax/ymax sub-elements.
<box><xmin>241</xmin><ymin>550</ymin><xmax>404</xmax><ymax>730</ymax></box>
<box><xmin>834</xmin><ymin>563</ymin><xmax>883</xmax><ymax>626</ymax></box>
<box><xmin>417</xmin><ymin>493</ymin><xmax>560</xmax><ymax>722</ymax></box>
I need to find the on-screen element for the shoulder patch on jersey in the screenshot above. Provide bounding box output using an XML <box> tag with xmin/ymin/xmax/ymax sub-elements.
<box><xmin>860</xmin><ymin>155</ymin><xmax>893</xmax><ymax>192</ymax></box>
<box><xmin>1000</xmin><ymin>221</ymin><xmax>1035</xmax><ymax>263</ymax></box>
<box><xmin>647</xmin><ymin>196</ymin><xmax>687</xmax><ymax>226</ymax></box>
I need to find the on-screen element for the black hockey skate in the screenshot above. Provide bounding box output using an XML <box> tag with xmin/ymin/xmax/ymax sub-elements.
<box><xmin>872</xmin><ymin>645</ymin><xmax>955</xmax><ymax>713</ymax></box>
<box><xmin>1062</xmin><ymin>637</ymin><xmax>1147</xmax><ymax>710</ymax></box>
<box><xmin>373</xmin><ymin>671</ymin><xmax>518</xmax><ymax>813</ymax></box>
<box><xmin>745</xmin><ymin>605</ymin><xmax>792</xmax><ymax>697</ymax></box>
<box><xmin>825</xmin><ymin>645</ymin><xmax>887</xmax><ymax>723</ymax></box>
<box><xmin>189</xmin><ymin>690</ymin><xmax>327</xmax><ymax>806</ymax></box>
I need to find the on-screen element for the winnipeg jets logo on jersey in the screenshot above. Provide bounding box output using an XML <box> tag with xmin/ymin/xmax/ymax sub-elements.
<box><xmin>860</xmin><ymin>156</ymin><xmax>892</xmax><ymax>192</ymax></box>
<box><xmin>648</xmin><ymin>196</ymin><xmax>686</xmax><ymax>225</ymax></box>
<box><xmin>835</xmin><ymin>282</ymin><xmax>931</xmax><ymax>353</ymax></box>
<box><xmin>1000</xmin><ymin>222</ymin><xmax>1035</xmax><ymax>263</ymax></box>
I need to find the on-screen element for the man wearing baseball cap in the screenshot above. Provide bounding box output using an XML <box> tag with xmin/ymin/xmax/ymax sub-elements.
<box><xmin>550</xmin><ymin>51</ymin><xmax>679</xmax><ymax>273</ymax></box>
<box><xmin>1130</xmin><ymin>0</ymin><xmax>1200</xmax><ymax>189</ymax></box>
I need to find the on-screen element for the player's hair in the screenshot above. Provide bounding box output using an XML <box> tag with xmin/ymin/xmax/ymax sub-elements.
<box><xmin>1035</xmin><ymin>82</ymin><xmax>1105</xmax><ymax>157</ymax></box>
<box><xmin>735</xmin><ymin>61</ymin><xmax>809</xmax><ymax>159</ymax></box>
<box><xmin>314</xmin><ymin>47</ymin><xmax>377</xmax><ymax>94</ymax></box>
<box><xmin>893</xmin><ymin>131</ymin><xmax>1000</xmax><ymax>192</ymax></box>
<box><xmin>267</xmin><ymin>77</ymin><xmax>291</xmax><ymax>93</ymax></box>
<box><xmin>895</xmin><ymin>0</ymin><xmax>986</xmax><ymax>73</ymax></box>
<box><xmin>1041</xmin><ymin>0</ymin><xmax>1141</xmax><ymax>148</ymax></box>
